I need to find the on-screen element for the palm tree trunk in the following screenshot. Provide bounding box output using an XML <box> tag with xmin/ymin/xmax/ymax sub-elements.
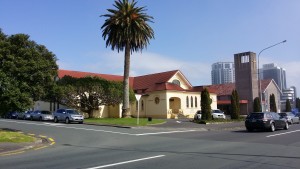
<box><xmin>122</xmin><ymin>42</ymin><xmax>131</xmax><ymax>118</ymax></box>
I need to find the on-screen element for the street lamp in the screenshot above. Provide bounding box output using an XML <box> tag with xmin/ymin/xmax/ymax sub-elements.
<box><xmin>258</xmin><ymin>40</ymin><xmax>286</xmax><ymax>111</ymax></box>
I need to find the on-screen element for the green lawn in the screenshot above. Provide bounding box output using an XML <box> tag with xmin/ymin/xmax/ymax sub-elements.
<box><xmin>0</xmin><ymin>130</ymin><xmax>36</xmax><ymax>143</ymax></box>
<box><xmin>84</xmin><ymin>118</ymin><xmax>166</xmax><ymax>126</ymax></box>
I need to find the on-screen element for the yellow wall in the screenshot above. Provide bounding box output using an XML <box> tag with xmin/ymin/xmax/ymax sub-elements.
<box><xmin>132</xmin><ymin>90</ymin><xmax>218</xmax><ymax>119</ymax></box>
<box><xmin>168</xmin><ymin>73</ymin><xmax>191</xmax><ymax>90</ymax></box>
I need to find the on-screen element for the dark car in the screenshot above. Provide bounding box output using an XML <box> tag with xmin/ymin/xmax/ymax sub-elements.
<box><xmin>3</xmin><ymin>112</ymin><xmax>18</xmax><ymax>119</ymax></box>
<box><xmin>245</xmin><ymin>112</ymin><xmax>289</xmax><ymax>132</ymax></box>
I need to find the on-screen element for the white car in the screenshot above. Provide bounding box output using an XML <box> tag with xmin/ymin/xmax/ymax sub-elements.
<box><xmin>194</xmin><ymin>110</ymin><xmax>202</xmax><ymax>120</ymax></box>
<box><xmin>212</xmin><ymin>109</ymin><xmax>226</xmax><ymax>119</ymax></box>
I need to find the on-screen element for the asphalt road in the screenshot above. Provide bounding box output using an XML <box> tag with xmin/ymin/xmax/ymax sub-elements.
<box><xmin>1</xmin><ymin>119</ymin><xmax>300</xmax><ymax>169</ymax></box>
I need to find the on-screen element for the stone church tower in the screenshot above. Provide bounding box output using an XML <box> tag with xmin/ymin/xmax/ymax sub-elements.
<box><xmin>234</xmin><ymin>52</ymin><xmax>259</xmax><ymax>114</ymax></box>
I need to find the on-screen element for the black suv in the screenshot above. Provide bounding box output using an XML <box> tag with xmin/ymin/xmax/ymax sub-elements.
<box><xmin>245</xmin><ymin>112</ymin><xmax>289</xmax><ymax>132</ymax></box>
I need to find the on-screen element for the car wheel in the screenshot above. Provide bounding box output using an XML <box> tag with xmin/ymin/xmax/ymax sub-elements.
<box><xmin>39</xmin><ymin>117</ymin><xmax>42</xmax><ymax>121</ymax></box>
<box><xmin>31</xmin><ymin>117</ymin><xmax>33</xmax><ymax>121</ymax></box>
<box><xmin>23</xmin><ymin>116</ymin><xmax>26</xmax><ymax>120</ymax></box>
<box><xmin>65</xmin><ymin>118</ymin><xmax>70</xmax><ymax>124</ymax></box>
<box><xmin>54</xmin><ymin>117</ymin><xmax>58</xmax><ymax>123</ymax></box>
<box><xmin>79</xmin><ymin>121</ymin><xmax>83</xmax><ymax>124</ymax></box>
<box><xmin>284</xmin><ymin>122</ymin><xmax>289</xmax><ymax>130</ymax></box>
<box><xmin>270</xmin><ymin>123</ymin><xmax>275</xmax><ymax>132</ymax></box>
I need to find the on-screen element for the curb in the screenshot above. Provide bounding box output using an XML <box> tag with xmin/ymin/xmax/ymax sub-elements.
<box><xmin>0</xmin><ymin>132</ymin><xmax>56</xmax><ymax>156</ymax></box>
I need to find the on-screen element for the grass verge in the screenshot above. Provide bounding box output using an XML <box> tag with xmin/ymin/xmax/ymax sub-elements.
<box><xmin>0</xmin><ymin>129</ymin><xmax>36</xmax><ymax>143</ymax></box>
<box><xmin>84</xmin><ymin>118</ymin><xmax>166</xmax><ymax>126</ymax></box>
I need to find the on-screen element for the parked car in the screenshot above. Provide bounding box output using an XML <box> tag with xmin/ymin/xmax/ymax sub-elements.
<box><xmin>53</xmin><ymin>109</ymin><xmax>84</xmax><ymax>124</ymax></box>
<box><xmin>16</xmin><ymin>112</ymin><xmax>25</xmax><ymax>119</ymax></box>
<box><xmin>295</xmin><ymin>113</ymin><xmax>300</xmax><ymax>120</ymax></box>
<box><xmin>194</xmin><ymin>110</ymin><xmax>202</xmax><ymax>120</ymax></box>
<box><xmin>212</xmin><ymin>109</ymin><xmax>226</xmax><ymax>119</ymax></box>
<box><xmin>4</xmin><ymin>112</ymin><xmax>18</xmax><ymax>119</ymax></box>
<box><xmin>22</xmin><ymin>111</ymin><xmax>33</xmax><ymax>120</ymax></box>
<box><xmin>31</xmin><ymin>110</ymin><xmax>54</xmax><ymax>121</ymax></box>
<box><xmin>245</xmin><ymin>112</ymin><xmax>289</xmax><ymax>132</ymax></box>
<box><xmin>279</xmin><ymin>112</ymin><xmax>300</xmax><ymax>124</ymax></box>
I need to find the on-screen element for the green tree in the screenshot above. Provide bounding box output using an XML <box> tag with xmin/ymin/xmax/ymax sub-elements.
<box><xmin>296</xmin><ymin>97</ymin><xmax>300</xmax><ymax>110</ymax></box>
<box><xmin>253</xmin><ymin>97</ymin><xmax>261</xmax><ymax>112</ymax></box>
<box><xmin>56</xmin><ymin>76</ymin><xmax>135</xmax><ymax>117</ymax></box>
<box><xmin>286</xmin><ymin>99</ymin><xmax>292</xmax><ymax>112</ymax></box>
<box><xmin>230</xmin><ymin>89</ymin><xmax>240</xmax><ymax>119</ymax></box>
<box><xmin>0</xmin><ymin>29</ymin><xmax>58</xmax><ymax>115</ymax></box>
<box><xmin>101</xmin><ymin>0</ymin><xmax>154</xmax><ymax>117</ymax></box>
<box><xmin>269</xmin><ymin>93</ymin><xmax>277</xmax><ymax>112</ymax></box>
<box><xmin>201</xmin><ymin>88</ymin><xmax>212</xmax><ymax>120</ymax></box>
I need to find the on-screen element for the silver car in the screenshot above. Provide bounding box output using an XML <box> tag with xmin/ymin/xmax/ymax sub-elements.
<box><xmin>31</xmin><ymin>110</ymin><xmax>54</xmax><ymax>121</ymax></box>
<box><xmin>53</xmin><ymin>109</ymin><xmax>84</xmax><ymax>124</ymax></box>
<box><xmin>279</xmin><ymin>112</ymin><xmax>300</xmax><ymax>124</ymax></box>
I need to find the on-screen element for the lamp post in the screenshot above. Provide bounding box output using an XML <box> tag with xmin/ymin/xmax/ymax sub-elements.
<box><xmin>258</xmin><ymin>40</ymin><xmax>286</xmax><ymax>111</ymax></box>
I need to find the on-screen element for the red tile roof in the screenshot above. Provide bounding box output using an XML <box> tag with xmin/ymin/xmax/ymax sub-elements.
<box><xmin>144</xmin><ymin>82</ymin><xmax>186</xmax><ymax>93</ymax></box>
<box><xmin>58</xmin><ymin>69</ymin><xmax>221</xmax><ymax>94</ymax></box>
<box><xmin>204</xmin><ymin>83</ymin><xmax>236</xmax><ymax>96</ymax></box>
<box><xmin>205</xmin><ymin>79</ymin><xmax>276</xmax><ymax>96</ymax></box>
<box><xmin>58</xmin><ymin>69</ymin><xmax>134</xmax><ymax>87</ymax></box>
<box><xmin>191</xmin><ymin>86</ymin><xmax>217</xmax><ymax>93</ymax></box>
<box><xmin>133</xmin><ymin>70</ymin><xmax>179</xmax><ymax>90</ymax></box>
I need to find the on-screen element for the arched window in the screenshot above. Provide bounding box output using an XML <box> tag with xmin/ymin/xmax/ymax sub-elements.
<box><xmin>172</xmin><ymin>79</ymin><xmax>181</xmax><ymax>86</ymax></box>
<box><xmin>186</xmin><ymin>96</ymin><xmax>189</xmax><ymax>108</ymax></box>
<box><xmin>191</xmin><ymin>96</ymin><xmax>193</xmax><ymax>108</ymax></box>
<box><xmin>195</xmin><ymin>97</ymin><xmax>198</xmax><ymax>107</ymax></box>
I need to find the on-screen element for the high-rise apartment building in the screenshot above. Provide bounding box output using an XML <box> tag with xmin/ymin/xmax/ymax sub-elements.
<box><xmin>211</xmin><ymin>62</ymin><xmax>235</xmax><ymax>85</ymax></box>
<box><xmin>261</xmin><ymin>63</ymin><xmax>287</xmax><ymax>91</ymax></box>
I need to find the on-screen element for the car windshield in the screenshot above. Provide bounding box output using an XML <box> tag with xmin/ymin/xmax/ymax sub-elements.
<box><xmin>213</xmin><ymin>110</ymin><xmax>223</xmax><ymax>113</ymax></box>
<box><xmin>66</xmin><ymin>110</ymin><xmax>80</xmax><ymax>115</ymax></box>
<box><xmin>41</xmin><ymin>111</ymin><xmax>51</xmax><ymax>114</ymax></box>
<box><xmin>248</xmin><ymin>113</ymin><xmax>264</xmax><ymax>119</ymax></box>
<box><xmin>279</xmin><ymin>113</ymin><xmax>287</xmax><ymax>117</ymax></box>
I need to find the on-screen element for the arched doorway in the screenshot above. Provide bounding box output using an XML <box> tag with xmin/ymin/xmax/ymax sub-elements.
<box><xmin>169</xmin><ymin>97</ymin><xmax>181</xmax><ymax>114</ymax></box>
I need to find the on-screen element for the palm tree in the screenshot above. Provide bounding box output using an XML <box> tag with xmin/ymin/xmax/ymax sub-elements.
<box><xmin>101</xmin><ymin>0</ymin><xmax>154</xmax><ymax>117</ymax></box>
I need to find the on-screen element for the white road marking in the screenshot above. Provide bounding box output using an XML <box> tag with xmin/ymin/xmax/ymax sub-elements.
<box><xmin>266</xmin><ymin>129</ymin><xmax>300</xmax><ymax>137</ymax></box>
<box><xmin>43</xmin><ymin>122</ymin><xmax>65</xmax><ymax>126</ymax></box>
<box><xmin>176</xmin><ymin>121</ymin><xmax>182</xmax><ymax>123</ymax></box>
<box><xmin>85</xmin><ymin>155</ymin><xmax>165</xmax><ymax>169</ymax></box>
<box><xmin>135</xmin><ymin>130</ymin><xmax>196</xmax><ymax>136</ymax></box>
<box><xmin>0</xmin><ymin>119</ymin><xmax>198</xmax><ymax>136</ymax></box>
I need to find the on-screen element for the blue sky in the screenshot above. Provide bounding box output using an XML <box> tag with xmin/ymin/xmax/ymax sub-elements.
<box><xmin>1</xmin><ymin>0</ymin><xmax>300</xmax><ymax>95</ymax></box>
